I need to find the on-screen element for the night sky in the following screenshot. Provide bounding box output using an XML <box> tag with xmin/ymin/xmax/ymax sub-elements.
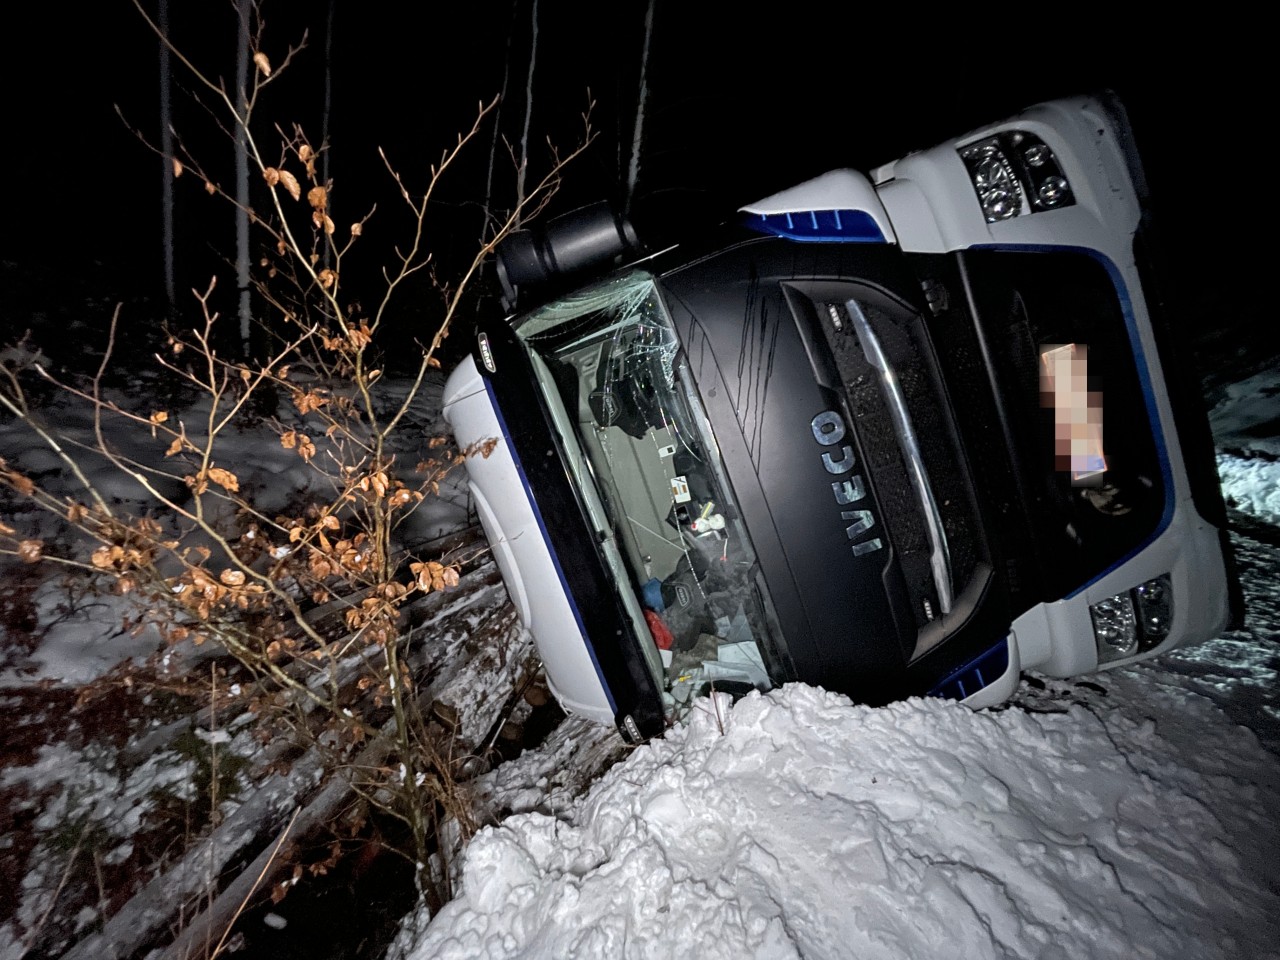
<box><xmin>1</xmin><ymin>2</ymin><xmax>1266</xmax><ymax>340</ymax></box>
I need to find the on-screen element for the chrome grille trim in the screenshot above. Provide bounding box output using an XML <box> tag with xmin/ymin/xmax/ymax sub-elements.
<box><xmin>845</xmin><ymin>298</ymin><xmax>954</xmax><ymax>614</ymax></box>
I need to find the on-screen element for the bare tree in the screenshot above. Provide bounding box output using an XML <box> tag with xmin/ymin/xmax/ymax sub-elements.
<box><xmin>159</xmin><ymin>0</ymin><xmax>175</xmax><ymax>311</ymax></box>
<box><xmin>514</xmin><ymin>0</ymin><xmax>538</xmax><ymax>220</ymax></box>
<box><xmin>1</xmin><ymin>3</ymin><xmax>596</xmax><ymax>948</ymax></box>
<box><xmin>626</xmin><ymin>0</ymin><xmax>656</xmax><ymax>215</ymax></box>
<box><xmin>234</xmin><ymin>0</ymin><xmax>252</xmax><ymax>357</ymax></box>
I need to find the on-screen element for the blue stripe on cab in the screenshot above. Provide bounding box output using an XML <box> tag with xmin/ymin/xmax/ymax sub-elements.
<box><xmin>744</xmin><ymin>209</ymin><xmax>885</xmax><ymax>243</ymax></box>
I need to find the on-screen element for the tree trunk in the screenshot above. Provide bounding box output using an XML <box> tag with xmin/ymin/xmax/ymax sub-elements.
<box><xmin>320</xmin><ymin>0</ymin><xmax>335</xmax><ymax>273</ymax></box>
<box><xmin>514</xmin><ymin>0</ymin><xmax>538</xmax><ymax>222</ymax></box>
<box><xmin>235</xmin><ymin>0</ymin><xmax>252</xmax><ymax>359</ymax></box>
<box><xmin>480</xmin><ymin>0</ymin><xmax>516</xmax><ymax>243</ymax></box>
<box><xmin>159</xmin><ymin>0</ymin><xmax>175</xmax><ymax>313</ymax></box>
<box><xmin>626</xmin><ymin>0</ymin><xmax>656</xmax><ymax>215</ymax></box>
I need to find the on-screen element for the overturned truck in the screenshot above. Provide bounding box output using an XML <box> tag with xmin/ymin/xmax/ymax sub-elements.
<box><xmin>443</xmin><ymin>93</ymin><xmax>1243</xmax><ymax>742</ymax></box>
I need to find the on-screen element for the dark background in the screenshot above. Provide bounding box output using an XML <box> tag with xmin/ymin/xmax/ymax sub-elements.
<box><xmin>0</xmin><ymin>2</ymin><xmax>1266</xmax><ymax>365</ymax></box>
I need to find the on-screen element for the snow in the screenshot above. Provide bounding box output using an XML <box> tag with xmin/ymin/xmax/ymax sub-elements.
<box><xmin>408</xmin><ymin>670</ymin><xmax>1280</xmax><ymax>960</ymax></box>
<box><xmin>1210</xmin><ymin>369</ymin><xmax>1280</xmax><ymax>458</ymax></box>
<box><xmin>1217</xmin><ymin>453</ymin><xmax>1280</xmax><ymax>527</ymax></box>
<box><xmin>395</xmin><ymin>457</ymin><xmax>1280</xmax><ymax>960</ymax></box>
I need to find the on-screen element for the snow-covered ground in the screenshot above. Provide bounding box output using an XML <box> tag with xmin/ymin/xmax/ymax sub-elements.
<box><xmin>0</xmin><ymin>350</ymin><xmax>486</xmax><ymax>958</ymax></box>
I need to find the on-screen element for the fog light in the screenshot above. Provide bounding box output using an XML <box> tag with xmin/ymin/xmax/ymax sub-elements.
<box><xmin>1134</xmin><ymin>574</ymin><xmax>1173</xmax><ymax>645</ymax></box>
<box><xmin>1091</xmin><ymin>591</ymin><xmax>1138</xmax><ymax>660</ymax></box>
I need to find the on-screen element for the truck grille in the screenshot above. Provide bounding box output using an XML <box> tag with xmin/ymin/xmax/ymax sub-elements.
<box><xmin>819</xmin><ymin>292</ymin><xmax>983</xmax><ymax>645</ymax></box>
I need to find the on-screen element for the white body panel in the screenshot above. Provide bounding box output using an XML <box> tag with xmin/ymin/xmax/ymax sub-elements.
<box><xmin>870</xmin><ymin>94</ymin><xmax>1229</xmax><ymax>680</ymax></box>
<box><xmin>442</xmin><ymin>358</ymin><xmax>615</xmax><ymax>724</ymax></box>
<box><xmin>742</xmin><ymin>168</ymin><xmax>898</xmax><ymax>243</ymax></box>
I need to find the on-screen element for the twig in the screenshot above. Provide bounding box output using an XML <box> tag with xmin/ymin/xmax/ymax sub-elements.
<box><xmin>208</xmin><ymin>806</ymin><xmax>300</xmax><ymax>960</ymax></box>
<box><xmin>21</xmin><ymin>831</ymin><xmax>85</xmax><ymax>955</ymax></box>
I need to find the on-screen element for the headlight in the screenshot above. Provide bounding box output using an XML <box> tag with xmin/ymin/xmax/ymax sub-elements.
<box><xmin>1091</xmin><ymin>574</ymin><xmax>1174</xmax><ymax>663</ymax></box>
<box><xmin>1090</xmin><ymin>592</ymin><xmax>1138</xmax><ymax>659</ymax></box>
<box><xmin>958</xmin><ymin>131</ymin><xmax>1075</xmax><ymax>223</ymax></box>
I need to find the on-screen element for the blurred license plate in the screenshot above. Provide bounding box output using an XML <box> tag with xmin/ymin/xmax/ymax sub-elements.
<box><xmin>1039</xmin><ymin>343</ymin><xmax>1107</xmax><ymax>484</ymax></box>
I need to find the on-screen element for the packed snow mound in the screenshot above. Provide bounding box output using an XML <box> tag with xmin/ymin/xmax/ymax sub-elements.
<box><xmin>413</xmin><ymin>684</ymin><xmax>1280</xmax><ymax>960</ymax></box>
<box><xmin>1218</xmin><ymin>452</ymin><xmax>1280</xmax><ymax>527</ymax></box>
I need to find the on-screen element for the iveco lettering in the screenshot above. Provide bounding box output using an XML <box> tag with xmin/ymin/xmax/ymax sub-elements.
<box><xmin>443</xmin><ymin>94</ymin><xmax>1243</xmax><ymax>741</ymax></box>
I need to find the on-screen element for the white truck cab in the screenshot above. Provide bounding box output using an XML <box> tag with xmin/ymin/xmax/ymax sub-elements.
<box><xmin>444</xmin><ymin>93</ymin><xmax>1242</xmax><ymax>741</ymax></box>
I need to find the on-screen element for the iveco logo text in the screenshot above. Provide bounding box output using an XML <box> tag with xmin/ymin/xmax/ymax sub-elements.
<box><xmin>811</xmin><ymin>410</ymin><xmax>884</xmax><ymax>557</ymax></box>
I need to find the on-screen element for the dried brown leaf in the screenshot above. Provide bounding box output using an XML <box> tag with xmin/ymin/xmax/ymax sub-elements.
<box><xmin>172</xmin><ymin>157</ymin><xmax>183</xmax><ymax>178</ymax></box>
<box><xmin>280</xmin><ymin>429</ymin><xmax>297</xmax><ymax>450</ymax></box>
<box><xmin>350</xmin><ymin>222</ymin><xmax>363</xmax><ymax>237</ymax></box>
<box><xmin>262</xmin><ymin>167</ymin><xmax>281</xmax><ymax>187</ymax></box>
<box><xmin>165</xmin><ymin>435</ymin><xmax>183</xmax><ymax>457</ymax></box>
<box><xmin>253</xmin><ymin>51</ymin><xmax>272</xmax><ymax>77</ymax></box>
<box><xmin>347</xmin><ymin>324</ymin><xmax>371</xmax><ymax>349</ymax></box>
<box><xmin>149</xmin><ymin>410</ymin><xmax>168</xmax><ymax>425</ymax></box>
<box><xmin>293</xmin><ymin>390</ymin><xmax>328</xmax><ymax>414</ymax></box>
<box><xmin>317</xmin><ymin>268</ymin><xmax>336</xmax><ymax>289</ymax></box>
<box><xmin>207</xmin><ymin>467</ymin><xmax>240</xmax><ymax>493</ymax></box>
<box><xmin>220</xmin><ymin>569</ymin><xmax>246</xmax><ymax>586</ymax></box>
<box><xmin>17</xmin><ymin>539</ymin><xmax>42</xmax><ymax>564</ymax></box>
<box><xmin>204</xmin><ymin>180</ymin><xmax>216</xmax><ymax>195</ymax></box>
<box><xmin>307</xmin><ymin>185</ymin><xmax>327</xmax><ymax>210</ymax></box>
<box><xmin>278</xmin><ymin>169</ymin><xmax>301</xmax><ymax>201</ymax></box>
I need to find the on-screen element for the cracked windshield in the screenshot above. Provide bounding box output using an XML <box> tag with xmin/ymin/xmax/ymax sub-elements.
<box><xmin>515</xmin><ymin>272</ymin><xmax>793</xmax><ymax>708</ymax></box>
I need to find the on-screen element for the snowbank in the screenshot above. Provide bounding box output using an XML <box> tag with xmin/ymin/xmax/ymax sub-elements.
<box><xmin>412</xmin><ymin>680</ymin><xmax>1280</xmax><ymax>960</ymax></box>
<box><xmin>1218</xmin><ymin>452</ymin><xmax>1280</xmax><ymax>527</ymax></box>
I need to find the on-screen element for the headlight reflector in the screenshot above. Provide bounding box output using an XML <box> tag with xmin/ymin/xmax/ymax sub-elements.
<box><xmin>958</xmin><ymin>130</ymin><xmax>1075</xmax><ymax>222</ymax></box>
<box><xmin>1091</xmin><ymin>592</ymin><xmax>1138</xmax><ymax>659</ymax></box>
<box><xmin>960</xmin><ymin>138</ymin><xmax>1024</xmax><ymax>222</ymax></box>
